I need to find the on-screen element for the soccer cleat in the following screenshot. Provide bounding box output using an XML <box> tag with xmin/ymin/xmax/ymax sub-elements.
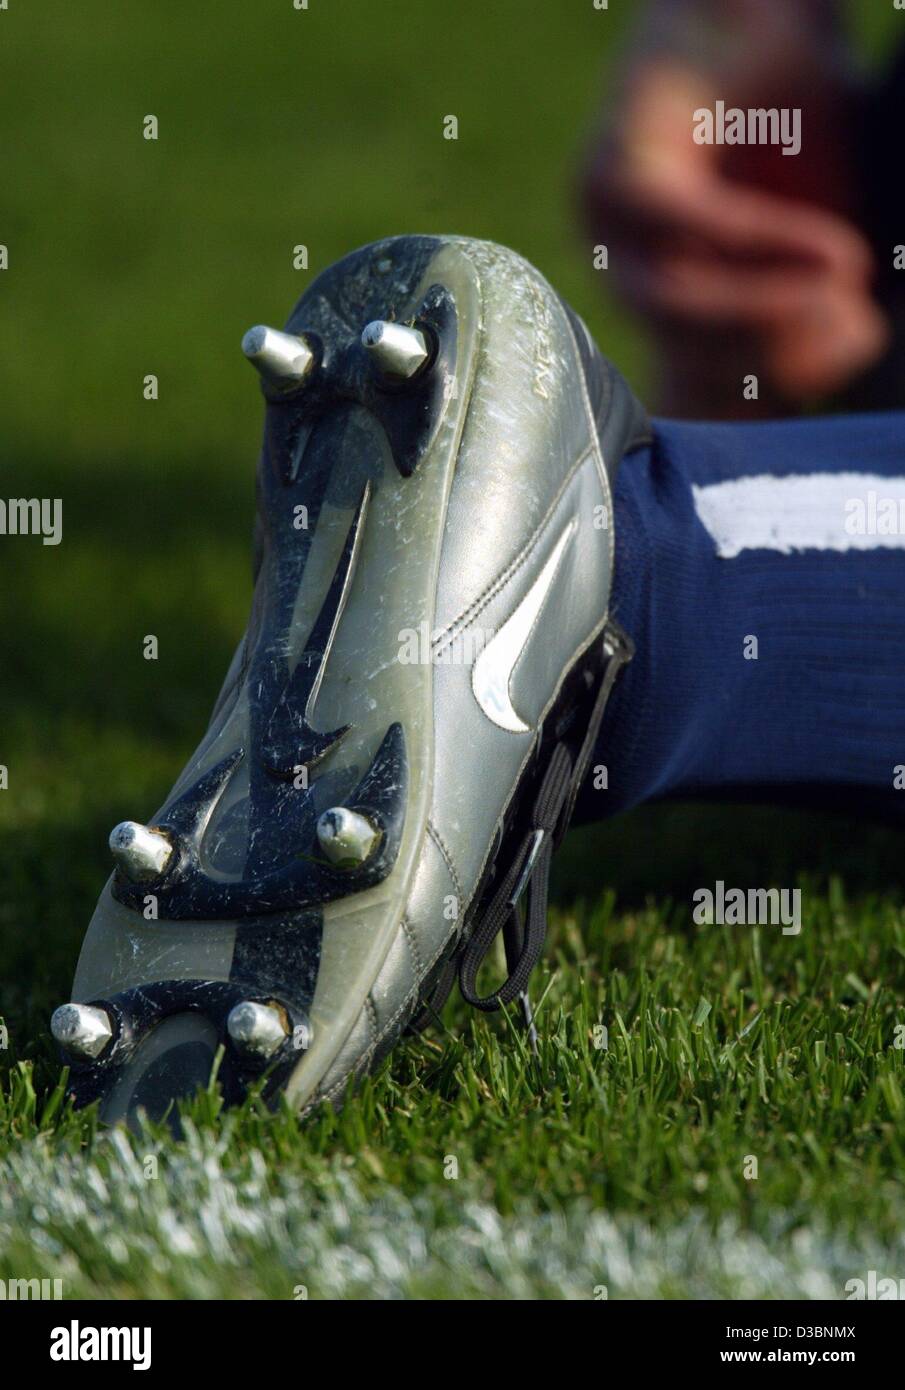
<box><xmin>50</xmin><ymin>1003</ymin><xmax>113</xmax><ymax>1060</ymax></box>
<box><xmin>361</xmin><ymin>320</ymin><xmax>432</xmax><ymax>381</ymax></box>
<box><xmin>108</xmin><ymin>822</ymin><xmax>174</xmax><ymax>882</ymax></box>
<box><xmin>241</xmin><ymin>326</ymin><xmax>317</xmax><ymax>391</ymax></box>
<box><xmin>56</xmin><ymin>235</ymin><xmax>649</xmax><ymax>1124</ymax></box>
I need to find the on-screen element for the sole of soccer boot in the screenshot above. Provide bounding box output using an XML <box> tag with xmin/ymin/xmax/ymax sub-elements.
<box><xmin>53</xmin><ymin>233</ymin><xmax>648</xmax><ymax>1125</ymax></box>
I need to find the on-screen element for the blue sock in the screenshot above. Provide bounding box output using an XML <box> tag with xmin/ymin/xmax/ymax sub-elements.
<box><xmin>594</xmin><ymin>411</ymin><xmax>905</xmax><ymax>820</ymax></box>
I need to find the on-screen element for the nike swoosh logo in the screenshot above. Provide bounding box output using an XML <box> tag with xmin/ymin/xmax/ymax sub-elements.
<box><xmin>471</xmin><ymin>520</ymin><xmax>576</xmax><ymax>732</ymax></box>
<box><xmin>259</xmin><ymin>483</ymin><xmax>370</xmax><ymax>776</ymax></box>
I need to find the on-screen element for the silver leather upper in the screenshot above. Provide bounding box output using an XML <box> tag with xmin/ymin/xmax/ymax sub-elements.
<box><xmin>66</xmin><ymin>234</ymin><xmax>647</xmax><ymax>1123</ymax></box>
<box><xmin>308</xmin><ymin>236</ymin><xmax>626</xmax><ymax>1105</ymax></box>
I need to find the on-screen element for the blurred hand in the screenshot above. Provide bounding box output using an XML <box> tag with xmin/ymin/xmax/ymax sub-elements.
<box><xmin>584</xmin><ymin>4</ymin><xmax>890</xmax><ymax>417</ymax></box>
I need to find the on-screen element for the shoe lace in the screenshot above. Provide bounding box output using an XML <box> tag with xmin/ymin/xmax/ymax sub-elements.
<box><xmin>457</xmin><ymin>625</ymin><xmax>632</xmax><ymax>1037</ymax></box>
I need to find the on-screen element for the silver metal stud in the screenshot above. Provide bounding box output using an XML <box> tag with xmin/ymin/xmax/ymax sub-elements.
<box><xmin>50</xmin><ymin>1003</ymin><xmax>113</xmax><ymax>1059</ymax></box>
<box><xmin>109</xmin><ymin>821</ymin><xmax>173</xmax><ymax>882</ymax></box>
<box><xmin>361</xmin><ymin>320</ymin><xmax>431</xmax><ymax>381</ymax></box>
<box><xmin>316</xmin><ymin>806</ymin><xmax>381</xmax><ymax>868</ymax></box>
<box><xmin>242</xmin><ymin>325</ymin><xmax>315</xmax><ymax>391</ymax></box>
<box><xmin>226</xmin><ymin>1001</ymin><xmax>289</xmax><ymax>1060</ymax></box>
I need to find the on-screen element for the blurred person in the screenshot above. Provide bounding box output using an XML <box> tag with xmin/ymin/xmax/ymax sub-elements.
<box><xmin>583</xmin><ymin>0</ymin><xmax>905</xmax><ymax>417</ymax></box>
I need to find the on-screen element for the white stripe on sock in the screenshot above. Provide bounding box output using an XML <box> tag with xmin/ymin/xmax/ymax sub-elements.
<box><xmin>691</xmin><ymin>472</ymin><xmax>905</xmax><ymax>558</ymax></box>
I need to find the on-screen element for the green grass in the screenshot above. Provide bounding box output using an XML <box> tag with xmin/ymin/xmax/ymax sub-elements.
<box><xmin>1</xmin><ymin>0</ymin><xmax>904</xmax><ymax>1300</ymax></box>
<box><xmin>2</xmin><ymin>818</ymin><xmax>905</xmax><ymax>1297</ymax></box>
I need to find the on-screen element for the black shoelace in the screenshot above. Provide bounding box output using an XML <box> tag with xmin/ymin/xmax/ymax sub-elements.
<box><xmin>457</xmin><ymin>626</ymin><xmax>632</xmax><ymax>1039</ymax></box>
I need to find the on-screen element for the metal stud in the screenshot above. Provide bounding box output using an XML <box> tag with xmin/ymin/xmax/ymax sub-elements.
<box><xmin>226</xmin><ymin>1001</ymin><xmax>289</xmax><ymax>1060</ymax></box>
<box><xmin>241</xmin><ymin>325</ymin><xmax>315</xmax><ymax>391</ymax></box>
<box><xmin>361</xmin><ymin>320</ymin><xmax>431</xmax><ymax>381</ymax></box>
<box><xmin>109</xmin><ymin>821</ymin><xmax>173</xmax><ymax>882</ymax></box>
<box><xmin>316</xmin><ymin>807</ymin><xmax>381</xmax><ymax>868</ymax></box>
<box><xmin>50</xmin><ymin>1003</ymin><xmax>113</xmax><ymax>1059</ymax></box>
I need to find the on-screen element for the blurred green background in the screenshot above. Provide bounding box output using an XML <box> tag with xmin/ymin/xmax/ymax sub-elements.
<box><xmin>2</xmin><ymin>0</ymin><xmax>647</xmax><ymax>472</ymax></box>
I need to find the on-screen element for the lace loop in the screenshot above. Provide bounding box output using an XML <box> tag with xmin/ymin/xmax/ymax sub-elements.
<box><xmin>457</xmin><ymin>626</ymin><xmax>632</xmax><ymax>1017</ymax></box>
<box><xmin>458</xmin><ymin>743</ymin><xmax>572</xmax><ymax>1011</ymax></box>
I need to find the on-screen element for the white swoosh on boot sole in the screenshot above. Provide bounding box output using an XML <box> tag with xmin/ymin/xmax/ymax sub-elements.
<box><xmin>471</xmin><ymin>520</ymin><xmax>577</xmax><ymax>733</ymax></box>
